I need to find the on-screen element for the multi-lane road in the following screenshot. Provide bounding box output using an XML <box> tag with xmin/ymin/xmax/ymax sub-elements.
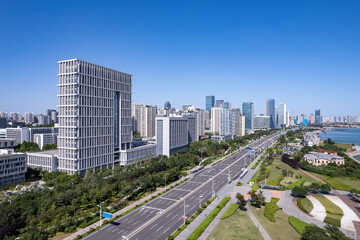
<box><xmin>85</xmin><ymin>133</ymin><xmax>279</xmax><ymax>240</ymax></box>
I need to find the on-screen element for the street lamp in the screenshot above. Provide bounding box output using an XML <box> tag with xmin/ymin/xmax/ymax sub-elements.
<box><xmin>164</xmin><ymin>173</ymin><xmax>169</xmax><ymax>191</ymax></box>
<box><xmin>97</xmin><ymin>201</ymin><xmax>105</xmax><ymax>227</ymax></box>
<box><xmin>227</xmin><ymin>167</ymin><xmax>231</xmax><ymax>183</ymax></box>
<box><xmin>180</xmin><ymin>197</ymin><xmax>186</xmax><ymax>226</ymax></box>
<box><xmin>210</xmin><ymin>177</ymin><xmax>215</xmax><ymax>197</ymax></box>
<box><xmin>199</xmin><ymin>195</ymin><xmax>203</xmax><ymax>208</ymax></box>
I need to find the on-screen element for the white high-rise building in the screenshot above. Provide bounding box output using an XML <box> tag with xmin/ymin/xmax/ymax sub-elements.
<box><xmin>25</xmin><ymin>112</ymin><xmax>34</xmax><ymax>124</ymax></box>
<box><xmin>155</xmin><ymin>115</ymin><xmax>196</xmax><ymax>156</ymax></box>
<box><xmin>278</xmin><ymin>103</ymin><xmax>287</xmax><ymax>127</ymax></box>
<box><xmin>132</xmin><ymin>104</ymin><xmax>157</xmax><ymax>138</ymax></box>
<box><xmin>211</xmin><ymin>107</ymin><xmax>232</xmax><ymax>135</ymax></box>
<box><xmin>57</xmin><ymin>59</ymin><xmax>133</xmax><ymax>175</ymax></box>
<box><xmin>184</xmin><ymin>106</ymin><xmax>208</xmax><ymax>139</ymax></box>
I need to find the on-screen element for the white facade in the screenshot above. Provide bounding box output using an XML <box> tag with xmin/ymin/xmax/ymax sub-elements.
<box><xmin>57</xmin><ymin>59</ymin><xmax>132</xmax><ymax>175</ymax></box>
<box><xmin>0</xmin><ymin>149</ymin><xmax>26</xmax><ymax>186</ymax></box>
<box><xmin>0</xmin><ymin>139</ymin><xmax>16</xmax><ymax>149</ymax></box>
<box><xmin>235</xmin><ymin>115</ymin><xmax>245</xmax><ymax>136</ymax></box>
<box><xmin>33</xmin><ymin>133</ymin><xmax>58</xmax><ymax>149</ymax></box>
<box><xmin>156</xmin><ymin>116</ymin><xmax>193</xmax><ymax>156</ymax></box>
<box><xmin>254</xmin><ymin>115</ymin><xmax>271</xmax><ymax>130</ymax></box>
<box><xmin>6</xmin><ymin>127</ymin><xmax>30</xmax><ymax>145</ymax></box>
<box><xmin>25</xmin><ymin>112</ymin><xmax>34</xmax><ymax>124</ymax></box>
<box><xmin>132</xmin><ymin>104</ymin><xmax>157</xmax><ymax>138</ymax></box>
<box><xmin>278</xmin><ymin>103</ymin><xmax>287</xmax><ymax>127</ymax></box>
<box><xmin>119</xmin><ymin>144</ymin><xmax>157</xmax><ymax>165</ymax></box>
<box><xmin>211</xmin><ymin>107</ymin><xmax>232</xmax><ymax>136</ymax></box>
<box><xmin>184</xmin><ymin>106</ymin><xmax>208</xmax><ymax>139</ymax></box>
<box><xmin>29</xmin><ymin>127</ymin><xmax>58</xmax><ymax>142</ymax></box>
<box><xmin>27</xmin><ymin>149</ymin><xmax>59</xmax><ymax>172</ymax></box>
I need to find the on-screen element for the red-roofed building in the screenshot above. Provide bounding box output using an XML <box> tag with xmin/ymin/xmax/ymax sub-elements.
<box><xmin>317</xmin><ymin>148</ymin><xmax>337</xmax><ymax>155</ymax></box>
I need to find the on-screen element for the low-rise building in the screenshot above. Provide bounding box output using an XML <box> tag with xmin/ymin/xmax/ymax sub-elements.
<box><xmin>302</xmin><ymin>132</ymin><xmax>320</xmax><ymax>146</ymax></box>
<box><xmin>119</xmin><ymin>144</ymin><xmax>157</xmax><ymax>165</ymax></box>
<box><xmin>0</xmin><ymin>139</ymin><xmax>16</xmax><ymax>149</ymax></box>
<box><xmin>304</xmin><ymin>148</ymin><xmax>345</xmax><ymax>166</ymax></box>
<box><xmin>26</xmin><ymin>149</ymin><xmax>59</xmax><ymax>172</ymax></box>
<box><xmin>33</xmin><ymin>133</ymin><xmax>58</xmax><ymax>149</ymax></box>
<box><xmin>254</xmin><ymin>115</ymin><xmax>271</xmax><ymax>130</ymax></box>
<box><xmin>0</xmin><ymin>149</ymin><xmax>26</xmax><ymax>186</ymax></box>
<box><xmin>211</xmin><ymin>135</ymin><xmax>232</xmax><ymax>142</ymax></box>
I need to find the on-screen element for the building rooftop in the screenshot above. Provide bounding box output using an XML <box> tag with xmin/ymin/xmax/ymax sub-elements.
<box><xmin>27</xmin><ymin>149</ymin><xmax>58</xmax><ymax>156</ymax></box>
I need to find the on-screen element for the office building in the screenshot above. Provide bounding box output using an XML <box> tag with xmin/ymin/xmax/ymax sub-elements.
<box><xmin>0</xmin><ymin>149</ymin><xmax>26</xmax><ymax>186</ymax></box>
<box><xmin>57</xmin><ymin>59</ymin><xmax>156</xmax><ymax>174</ymax></box>
<box><xmin>315</xmin><ymin>109</ymin><xmax>321</xmax><ymax>124</ymax></box>
<box><xmin>205</xmin><ymin>96</ymin><xmax>215</xmax><ymax>112</ymax></box>
<box><xmin>184</xmin><ymin>106</ymin><xmax>208</xmax><ymax>139</ymax></box>
<box><xmin>309</xmin><ymin>113</ymin><xmax>315</xmax><ymax>124</ymax></box>
<box><xmin>182</xmin><ymin>105</ymin><xmax>192</xmax><ymax>111</ymax></box>
<box><xmin>158</xmin><ymin>108</ymin><xmax>175</xmax><ymax>116</ymax></box>
<box><xmin>0</xmin><ymin>139</ymin><xmax>16</xmax><ymax>149</ymax></box>
<box><xmin>215</xmin><ymin>100</ymin><xmax>224</xmax><ymax>107</ymax></box>
<box><xmin>33</xmin><ymin>133</ymin><xmax>58</xmax><ymax>149</ymax></box>
<box><xmin>6</xmin><ymin>127</ymin><xmax>30</xmax><ymax>145</ymax></box>
<box><xmin>223</xmin><ymin>102</ymin><xmax>231</xmax><ymax>110</ymax></box>
<box><xmin>266</xmin><ymin>99</ymin><xmax>277</xmax><ymax>129</ymax></box>
<box><xmin>156</xmin><ymin>115</ymin><xmax>196</xmax><ymax>156</ymax></box>
<box><xmin>27</xmin><ymin>149</ymin><xmax>59</xmax><ymax>172</ymax></box>
<box><xmin>235</xmin><ymin>112</ymin><xmax>245</xmax><ymax>137</ymax></box>
<box><xmin>164</xmin><ymin>101</ymin><xmax>172</xmax><ymax>109</ymax></box>
<box><xmin>132</xmin><ymin>104</ymin><xmax>157</xmax><ymax>138</ymax></box>
<box><xmin>51</xmin><ymin>111</ymin><xmax>58</xmax><ymax>123</ymax></box>
<box><xmin>0</xmin><ymin>118</ymin><xmax>6</xmax><ymax>129</ymax></box>
<box><xmin>242</xmin><ymin>102</ymin><xmax>254</xmax><ymax>132</ymax></box>
<box><xmin>29</xmin><ymin>127</ymin><xmax>58</xmax><ymax>142</ymax></box>
<box><xmin>10</xmin><ymin>112</ymin><xmax>20</xmax><ymax>122</ymax></box>
<box><xmin>254</xmin><ymin>115</ymin><xmax>271</xmax><ymax>130</ymax></box>
<box><xmin>278</xmin><ymin>103</ymin><xmax>287</xmax><ymax>127</ymax></box>
<box><xmin>0</xmin><ymin>112</ymin><xmax>7</xmax><ymax>119</ymax></box>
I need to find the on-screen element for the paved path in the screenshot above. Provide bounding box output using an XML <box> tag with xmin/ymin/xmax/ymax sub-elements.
<box><xmin>247</xmin><ymin>204</ymin><xmax>271</xmax><ymax>240</ymax></box>
<box><xmin>324</xmin><ymin>195</ymin><xmax>360</xmax><ymax>232</ymax></box>
<box><xmin>176</xmin><ymin>142</ymin><xmax>275</xmax><ymax>240</ymax></box>
<box><xmin>307</xmin><ymin>195</ymin><xmax>327</xmax><ymax>222</ymax></box>
<box><xmin>298</xmin><ymin>169</ymin><xmax>326</xmax><ymax>184</ymax></box>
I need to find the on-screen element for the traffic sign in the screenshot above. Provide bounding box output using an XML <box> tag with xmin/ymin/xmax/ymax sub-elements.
<box><xmin>102</xmin><ymin>212</ymin><xmax>112</xmax><ymax>219</ymax></box>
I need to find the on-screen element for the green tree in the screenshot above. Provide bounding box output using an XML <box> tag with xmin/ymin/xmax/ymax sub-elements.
<box><xmin>320</xmin><ymin>184</ymin><xmax>331</xmax><ymax>193</ymax></box>
<box><xmin>292</xmin><ymin>186</ymin><xmax>308</xmax><ymax>197</ymax></box>
<box><xmin>236</xmin><ymin>193</ymin><xmax>247</xmax><ymax>210</ymax></box>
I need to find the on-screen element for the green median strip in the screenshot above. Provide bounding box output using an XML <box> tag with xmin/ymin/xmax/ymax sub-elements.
<box><xmin>187</xmin><ymin>196</ymin><xmax>231</xmax><ymax>240</ymax></box>
<box><xmin>220</xmin><ymin>203</ymin><xmax>239</xmax><ymax>220</ymax></box>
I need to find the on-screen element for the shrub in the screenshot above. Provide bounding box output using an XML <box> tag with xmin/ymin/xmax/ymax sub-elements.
<box><xmin>320</xmin><ymin>184</ymin><xmax>331</xmax><ymax>193</ymax></box>
<box><xmin>288</xmin><ymin>216</ymin><xmax>310</xmax><ymax>235</ymax></box>
<box><xmin>220</xmin><ymin>203</ymin><xmax>239</xmax><ymax>220</ymax></box>
<box><xmin>264</xmin><ymin>198</ymin><xmax>280</xmax><ymax>222</ymax></box>
<box><xmin>297</xmin><ymin>197</ymin><xmax>313</xmax><ymax>214</ymax></box>
<box><xmin>324</xmin><ymin>216</ymin><xmax>341</xmax><ymax>227</ymax></box>
<box><xmin>187</xmin><ymin>197</ymin><xmax>231</xmax><ymax>240</ymax></box>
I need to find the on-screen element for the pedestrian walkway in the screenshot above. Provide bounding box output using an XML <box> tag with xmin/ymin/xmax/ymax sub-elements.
<box><xmin>308</xmin><ymin>195</ymin><xmax>327</xmax><ymax>222</ymax></box>
<box><xmin>176</xmin><ymin>144</ymin><xmax>273</xmax><ymax>240</ymax></box>
<box><xmin>64</xmin><ymin>177</ymin><xmax>186</xmax><ymax>240</ymax></box>
<box><xmin>298</xmin><ymin>169</ymin><xmax>326</xmax><ymax>184</ymax></box>
<box><xmin>247</xmin><ymin>204</ymin><xmax>272</xmax><ymax>240</ymax></box>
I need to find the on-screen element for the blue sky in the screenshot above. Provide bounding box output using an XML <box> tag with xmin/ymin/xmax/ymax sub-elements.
<box><xmin>0</xmin><ymin>0</ymin><xmax>359</xmax><ymax>116</ymax></box>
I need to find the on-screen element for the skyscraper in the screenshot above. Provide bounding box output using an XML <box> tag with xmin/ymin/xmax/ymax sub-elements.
<box><xmin>205</xmin><ymin>96</ymin><xmax>215</xmax><ymax>112</ymax></box>
<box><xmin>215</xmin><ymin>100</ymin><xmax>224</xmax><ymax>107</ymax></box>
<box><xmin>315</xmin><ymin>109</ymin><xmax>321</xmax><ymax>124</ymax></box>
<box><xmin>223</xmin><ymin>102</ymin><xmax>232</xmax><ymax>110</ymax></box>
<box><xmin>242</xmin><ymin>102</ymin><xmax>254</xmax><ymax>132</ymax></box>
<box><xmin>266</xmin><ymin>99</ymin><xmax>276</xmax><ymax>129</ymax></box>
<box><xmin>278</xmin><ymin>103</ymin><xmax>287</xmax><ymax>127</ymax></box>
<box><xmin>57</xmin><ymin>59</ymin><xmax>132</xmax><ymax>175</ymax></box>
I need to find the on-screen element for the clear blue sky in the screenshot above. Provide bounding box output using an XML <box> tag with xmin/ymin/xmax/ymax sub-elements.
<box><xmin>0</xmin><ymin>0</ymin><xmax>359</xmax><ymax>116</ymax></box>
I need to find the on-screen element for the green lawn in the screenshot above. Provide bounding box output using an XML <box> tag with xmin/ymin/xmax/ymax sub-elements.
<box><xmin>310</xmin><ymin>173</ymin><xmax>360</xmax><ymax>191</ymax></box>
<box><xmin>288</xmin><ymin>216</ymin><xmax>311</xmax><ymax>235</ymax></box>
<box><xmin>221</xmin><ymin>203</ymin><xmax>239</xmax><ymax>220</ymax></box>
<box><xmin>207</xmin><ymin>209</ymin><xmax>263</xmax><ymax>240</ymax></box>
<box><xmin>313</xmin><ymin>194</ymin><xmax>343</xmax><ymax>227</ymax></box>
<box><xmin>297</xmin><ymin>197</ymin><xmax>313</xmax><ymax>214</ymax></box>
<box><xmin>264</xmin><ymin>198</ymin><xmax>280</xmax><ymax>222</ymax></box>
<box><xmin>249</xmin><ymin>205</ymin><xmax>301</xmax><ymax>240</ymax></box>
<box><xmin>257</xmin><ymin>157</ymin><xmax>318</xmax><ymax>188</ymax></box>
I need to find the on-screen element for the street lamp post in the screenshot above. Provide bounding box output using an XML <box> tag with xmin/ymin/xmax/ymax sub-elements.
<box><xmin>199</xmin><ymin>195</ymin><xmax>203</xmax><ymax>208</ymax></box>
<box><xmin>211</xmin><ymin>178</ymin><xmax>215</xmax><ymax>197</ymax></box>
<box><xmin>164</xmin><ymin>173</ymin><xmax>169</xmax><ymax>191</ymax></box>
<box><xmin>180</xmin><ymin>197</ymin><xmax>186</xmax><ymax>226</ymax></box>
<box><xmin>97</xmin><ymin>201</ymin><xmax>105</xmax><ymax>227</ymax></box>
<box><xmin>228</xmin><ymin>167</ymin><xmax>231</xmax><ymax>183</ymax></box>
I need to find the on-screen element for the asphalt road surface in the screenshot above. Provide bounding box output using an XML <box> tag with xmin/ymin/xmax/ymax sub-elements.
<box><xmin>85</xmin><ymin>133</ymin><xmax>280</xmax><ymax>240</ymax></box>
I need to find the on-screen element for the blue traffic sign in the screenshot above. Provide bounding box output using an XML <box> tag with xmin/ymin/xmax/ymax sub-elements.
<box><xmin>102</xmin><ymin>212</ymin><xmax>112</xmax><ymax>219</ymax></box>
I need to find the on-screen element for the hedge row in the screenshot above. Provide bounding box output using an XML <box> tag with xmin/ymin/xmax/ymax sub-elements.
<box><xmin>187</xmin><ymin>196</ymin><xmax>231</xmax><ymax>240</ymax></box>
<box><xmin>296</xmin><ymin>197</ymin><xmax>313</xmax><ymax>214</ymax></box>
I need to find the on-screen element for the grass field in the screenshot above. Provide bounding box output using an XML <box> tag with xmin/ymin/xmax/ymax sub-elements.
<box><xmin>310</xmin><ymin>173</ymin><xmax>360</xmax><ymax>191</ymax></box>
<box><xmin>319</xmin><ymin>143</ymin><xmax>350</xmax><ymax>152</ymax></box>
<box><xmin>313</xmin><ymin>194</ymin><xmax>343</xmax><ymax>227</ymax></box>
<box><xmin>249</xmin><ymin>205</ymin><xmax>301</xmax><ymax>240</ymax></box>
<box><xmin>297</xmin><ymin>197</ymin><xmax>313</xmax><ymax>214</ymax></box>
<box><xmin>256</xmin><ymin>157</ymin><xmax>319</xmax><ymax>188</ymax></box>
<box><xmin>288</xmin><ymin>216</ymin><xmax>311</xmax><ymax>235</ymax></box>
<box><xmin>207</xmin><ymin>209</ymin><xmax>263</xmax><ymax>240</ymax></box>
<box><xmin>221</xmin><ymin>203</ymin><xmax>239</xmax><ymax>220</ymax></box>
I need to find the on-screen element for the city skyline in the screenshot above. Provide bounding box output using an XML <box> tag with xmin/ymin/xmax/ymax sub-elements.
<box><xmin>1</xmin><ymin>1</ymin><xmax>360</xmax><ymax>116</ymax></box>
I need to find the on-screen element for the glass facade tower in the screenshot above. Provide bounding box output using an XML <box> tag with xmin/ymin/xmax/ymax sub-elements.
<box><xmin>267</xmin><ymin>99</ymin><xmax>276</xmax><ymax>129</ymax></box>
<box><xmin>242</xmin><ymin>102</ymin><xmax>254</xmax><ymax>131</ymax></box>
<box><xmin>205</xmin><ymin>96</ymin><xmax>215</xmax><ymax>111</ymax></box>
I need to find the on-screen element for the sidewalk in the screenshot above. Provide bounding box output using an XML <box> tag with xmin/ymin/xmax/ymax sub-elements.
<box><xmin>63</xmin><ymin>177</ymin><xmax>186</xmax><ymax>240</ymax></box>
<box><xmin>176</xmin><ymin>145</ymin><xmax>272</xmax><ymax>240</ymax></box>
<box><xmin>247</xmin><ymin>204</ymin><xmax>272</xmax><ymax>240</ymax></box>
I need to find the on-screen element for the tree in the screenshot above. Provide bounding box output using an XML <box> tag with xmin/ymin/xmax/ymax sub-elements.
<box><xmin>301</xmin><ymin>225</ymin><xmax>329</xmax><ymax>240</ymax></box>
<box><xmin>320</xmin><ymin>184</ymin><xmax>331</xmax><ymax>193</ymax></box>
<box><xmin>42</xmin><ymin>144</ymin><xmax>57</xmax><ymax>150</ymax></box>
<box><xmin>309</xmin><ymin>182</ymin><xmax>321</xmax><ymax>193</ymax></box>
<box><xmin>236</xmin><ymin>193</ymin><xmax>247</xmax><ymax>210</ymax></box>
<box><xmin>292</xmin><ymin>186</ymin><xmax>308</xmax><ymax>197</ymax></box>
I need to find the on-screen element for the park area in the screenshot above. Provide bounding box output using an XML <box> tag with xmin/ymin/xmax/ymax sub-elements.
<box><xmin>250</xmin><ymin>157</ymin><xmax>320</xmax><ymax>190</ymax></box>
<box><xmin>309</xmin><ymin>172</ymin><xmax>360</xmax><ymax>191</ymax></box>
<box><xmin>207</xmin><ymin>209</ymin><xmax>263</xmax><ymax>240</ymax></box>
